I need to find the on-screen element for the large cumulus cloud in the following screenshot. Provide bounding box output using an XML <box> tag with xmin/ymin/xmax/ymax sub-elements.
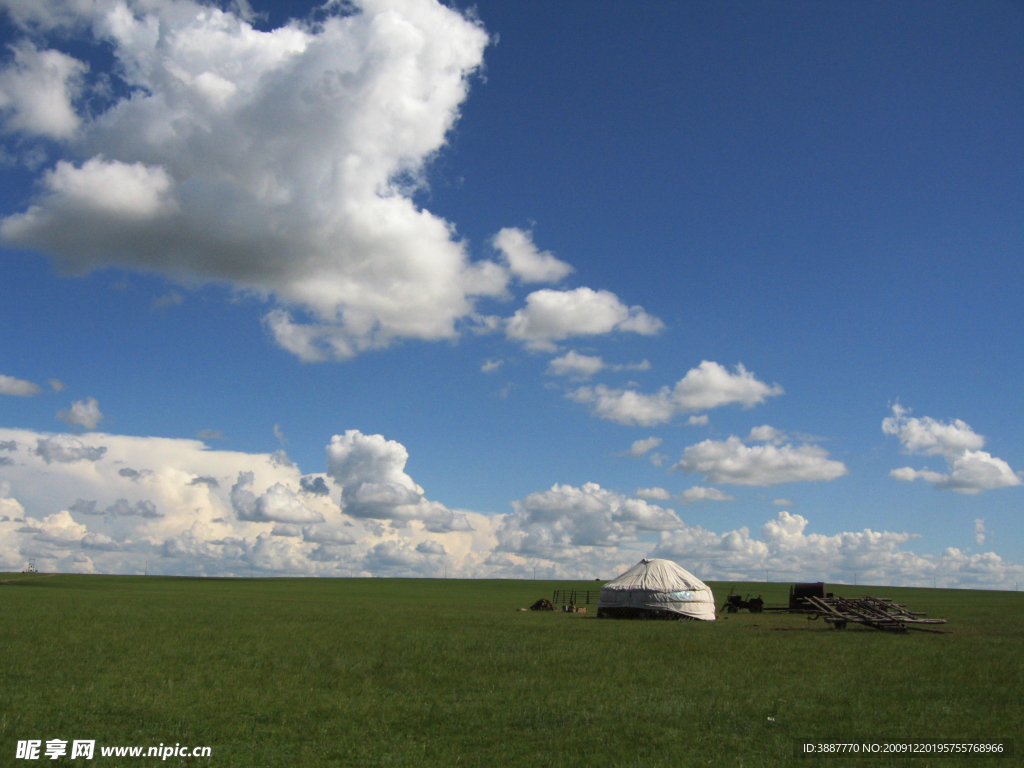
<box><xmin>0</xmin><ymin>0</ymin><xmax>664</xmax><ymax>362</ymax></box>
<box><xmin>325</xmin><ymin>429</ymin><xmax>471</xmax><ymax>532</ymax></box>
<box><xmin>230</xmin><ymin>473</ymin><xmax>325</xmax><ymax>524</ymax></box>
<box><xmin>0</xmin><ymin>426</ymin><xmax>493</xmax><ymax>577</ymax></box>
<box><xmin>0</xmin><ymin>0</ymin><xmax>504</xmax><ymax>359</ymax></box>
<box><xmin>497</xmin><ymin>482</ymin><xmax>683</xmax><ymax>562</ymax></box>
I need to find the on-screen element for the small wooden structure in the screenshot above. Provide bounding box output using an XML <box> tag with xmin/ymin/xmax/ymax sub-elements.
<box><xmin>804</xmin><ymin>595</ymin><xmax>947</xmax><ymax>632</ymax></box>
<box><xmin>552</xmin><ymin>589</ymin><xmax>600</xmax><ymax>606</ymax></box>
<box><xmin>790</xmin><ymin>582</ymin><xmax>832</xmax><ymax>610</ymax></box>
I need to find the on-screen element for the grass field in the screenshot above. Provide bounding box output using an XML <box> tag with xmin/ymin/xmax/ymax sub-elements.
<box><xmin>1</xmin><ymin>574</ymin><xmax>1020</xmax><ymax>767</ymax></box>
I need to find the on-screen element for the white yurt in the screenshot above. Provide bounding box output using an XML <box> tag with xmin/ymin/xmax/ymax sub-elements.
<box><xmin>597</xmin><ymin>558</ymin><xmax>716</xmax><ymax>621</ymax></box>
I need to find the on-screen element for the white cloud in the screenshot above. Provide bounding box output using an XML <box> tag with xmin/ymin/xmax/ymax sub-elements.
<box><xmin>231</xmin><ymin>474</ymin><xmax>324</xmax><ymax>524</ymax></box>
<box><xmin>687</xmin><ymin>415</ymin><xmax>708</xmax><ymax>426</ymax></box>
<box><xmin>671</xmin><ymin>509</ymin><xmax>1022</xmax><ymax>590</ymax></box>
<box><xmin>39</xmin><ymin>158</ymin><xmax>178</xmax><ymax>219</ymax></box>
<box><xmin>883</xmin><ymin>405</ymin><xmax>1021</xmax><ymax>494</ymax></box>
<box><xmin>747</xmin><ymin>425</ymin><xmax>786</xmax><ymax>444</ymax></box>
<box><xmin>635</xmin><ymin>487</ymin><xmax>670</xmax><ymax>500</ymax></box>
<box><xmin>628</xmin><ymin>436</ymin><xmax>662</xmax><ymax>457</ymax></box>
<box><xmin>480</xmin><ymin>358</ymin><xmax>503</xmax><ymax>373</ymax></box>
<box><xmin>0</xmin><ymin>0</ymin><xmax>506</xmax><ymax>361</ymax></box>
<box><xmin>0</xmin><ymin>426</ymin><xmax>491</xmax><ymax>577</ymax></box>
<box><xmin>505</xmin><ymin>287</ymin><xmax>663</xmax><ymax>352</ymax></box>
<box><xmin>497</xmin><ymin>482</ymin><xmax>683</xmax><ymax>562</ymax></box>
<box><xmin>547</xmin><ymin>351</ymin><xmax>605</xmax><ymax>380</ymax></box>
<box><xmin>889</xmin><ymin>456</ymin><xmax>1022</xmax><ymax>494</ymax></box>
<box><xmin>1</xmin><ymin>425</ymin><xmax>1021</xmax><ymax>588</ymax></box>
<box><xmin>361</xmin><ymin>539</ymin><xmax>444</xmax><ymax>573</ymax></box>
<box><xmin>49</xmin><ymin>379</ymin><xmax>65</xmax><ymax>392</ymax></box>
<box><xmin>18</xmin><ymin>509</ymin><xmax>88</xmax><ymax>549</ymax></box>
<box><xmin>680</xmin><ymin>486</ymin><xmax>735</xmax><ymax>503</ymax></box>
<box><xmin>492</xmin><ymin>227</ymin><xmax>573</xmax><ymax>283</ymax></box>
<box><xmin>674</xmin><ymin>361</ymin><xmax>783</xmax><ymax>412</ymax></box>
<box><xmin>301</xmin><ymin>525</ymin><xmax>356</xmax><ymax>546</ymax></box>
<box><xmin>273</xmin><ymin>424</ymin><xmax>288</xmax><ymax>446</ymax></box>
<box><xmin>496</xmin><ymin>492</ymin><xmax>1024</xmax><ymax>589</ymax></box>
<box><xmin>415</xmin><ymin>539</ymin><xmax>447</xmax><ymax>555</ymax></box>
<box><xmin>773</xmin><ymin>498</ymin><xmax>793</xmax><ymax>507</ymax></box>
<box><xmin>882</xmin><ymin>404</ymin><xmax>983</xmax><ymax>456</ymax></box>
<box><xmin>0</xmin><ymin>41</ymin><xmax>86</xmax><ymax>139</ymax></box>
<box><xmin>619</xmin><ymin>359</ymin><xmax>652</xmax><ymax>372</ymax></box>
<box><xmin>100</xmin><ymin>499</ymin><xmax>162</xmax><ymax>518</ymax></box>
<box><xmin>547</xmin><ymin>353</ymin><xmax>646</xmax><ymax>381</ymax></box>
<box><xmin>81</xmin><ymin>531</ymin><xmax>125</xmax><ymax>551</ymax></box>
<box><xmin>974</xmin><ymin>519</ymin><xmax>986</xmax><ymax>546</ymax></box>
<box><xmin>325</xmin><ymin>429</ymin><xmax>471</xmax><ymax>532</ymax></box>
<box><xmin>570</xmin><ymin>361</ymin><xmax>782</xmax><ymax>426</ymax></box>
<box><xmin>655</xmin><ymin>510</ymin><xmax>918</xmax><ymax>582</ymax></box>
<box><xmin>0</xmin><ymin>374</ymin><xmax>41</xmax><ymax>396</ymax></box>
<box><xmin>57</xmin><ymin>397</ymin><xmax>104</xmax><ymax>429</ymax></box>
<box><xmin>673</xmin><ymin>435</ymin><xmax>848</xmax><ymax>486</ymax></box>
<box><xmin>569</xmin><ymin>385</ymin><xmax>675</xmax><ymax>427</ymax></box>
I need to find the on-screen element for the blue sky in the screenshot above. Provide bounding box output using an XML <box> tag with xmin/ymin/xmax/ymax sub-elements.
<box><xmin>0</xmin><ymin>0</ymin><xmax>1021</xmax><ymax>586</ymax></box>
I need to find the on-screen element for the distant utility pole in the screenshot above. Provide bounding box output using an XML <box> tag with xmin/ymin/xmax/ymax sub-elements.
<box><xmin>534</xmin><ymin>567</ymin><xmax>536</xmax><ymax>581</ymax></box>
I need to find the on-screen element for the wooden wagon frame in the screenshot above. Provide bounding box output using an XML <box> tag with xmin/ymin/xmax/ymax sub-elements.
<box><xmin>803</xmin><ymin>595</ymin><xmax>947</xmax><ymax>632</ymax></box>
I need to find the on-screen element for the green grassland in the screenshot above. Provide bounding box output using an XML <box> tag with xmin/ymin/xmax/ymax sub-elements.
<box><xmin>1</xmin><ymin>574</ymin><xmax>1020</xmax><ymax>767</ymax></box>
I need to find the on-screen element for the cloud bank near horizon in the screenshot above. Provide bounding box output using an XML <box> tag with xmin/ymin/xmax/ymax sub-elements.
<box><xmin>0</xmin><ymin>426</ymin><xmax>1018</xmax><ymax>589</ymax></box>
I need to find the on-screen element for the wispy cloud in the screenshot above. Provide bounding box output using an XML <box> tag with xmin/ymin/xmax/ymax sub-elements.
<box><xmin>0</xmin><ymin>374</ymin><xmax>41</xmax><ymax>397</ymax></box>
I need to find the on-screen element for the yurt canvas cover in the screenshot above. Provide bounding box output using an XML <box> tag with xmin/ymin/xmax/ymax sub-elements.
<box><xmin>598</xmin><ymin>558</ymin><xmax>716</xmax><ymax>621</ymax></box>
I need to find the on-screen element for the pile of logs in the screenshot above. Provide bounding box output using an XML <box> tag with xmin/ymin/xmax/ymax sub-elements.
<box><xmin>804</xmin><ymin>595</ymin><xmax>947</xmax><ymax>632</ymax></box>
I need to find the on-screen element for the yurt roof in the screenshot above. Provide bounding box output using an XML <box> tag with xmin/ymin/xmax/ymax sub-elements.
<box><xmin>602</xmin><ymin>558</ymin><xmax>710</xmax><ymax>593</ymax></box>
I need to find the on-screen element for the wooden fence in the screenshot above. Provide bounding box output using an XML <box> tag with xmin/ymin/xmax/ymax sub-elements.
<box><xmin>552</xmin><ymin>589</ymin><xmax>601</xmax><ymax>606</ymax></box>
